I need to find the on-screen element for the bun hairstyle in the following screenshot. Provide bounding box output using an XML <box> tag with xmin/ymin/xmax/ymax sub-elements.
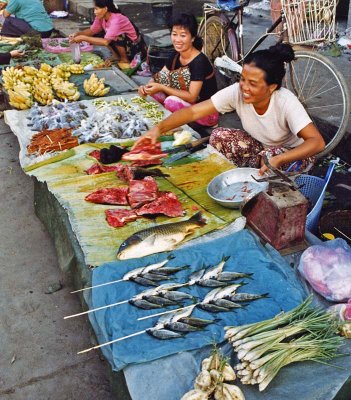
<box><xmin>94</xmin><ymin>0</ymin><xmax>120</xmax><ymax>13</ymax></box>
<box><xmin>243</xmin><ymin>43</ymin><xmax>295</xmax><ymax>89</ymax></box>
<box><xmin>170</xmin><ymin>13</ymin><xmax>203</xmax><ymax>51</ymax></box>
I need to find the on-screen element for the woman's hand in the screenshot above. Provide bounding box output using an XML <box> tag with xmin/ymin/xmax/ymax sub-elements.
<box><xmin>143</xmin><ymin>82</ymin><xmax>163</xmax><ymax>96</ymax></box>
<box><xmin>10</xmin><ymin>50</ymin><xmax>24</xmax><ymax>58</ymax></box>
<box><xmin>132</xmin><ymin>126</ymin><xmax>161</xmax><ymax>149</ymax></box>
<box><xmin>258</xmin><ymin>155</ymin><xmax>282</xmax><ymax>176</ymax></box>
<box><xmin>138</xmin><ymin>85</ymin><xmax>147</xmax><ymax>97</ymax></box>
<box><xmin>70</xmin><ymin>35</ymin><xmax>86</xmax><ymax>43</ymax></box>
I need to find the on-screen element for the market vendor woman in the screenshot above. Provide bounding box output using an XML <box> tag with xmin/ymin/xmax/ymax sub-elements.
<box><xmin>70</xmin><ymin>0</ymin><xmax>145</xmax><ymax>69</ymax></box>
<box><xmin>136</xmin><ymin>43</ymin><xmax>325</xmax><ymax>174</ymax></box>
<box><xmin>0</xmin><ymin>0</ymin><xmax>53</xmax><ymax>38</ymax></box>
<box><xmin>139</xmin><ymin>13</ymin><xmax>218</xmax><ymax>127</ymax></box>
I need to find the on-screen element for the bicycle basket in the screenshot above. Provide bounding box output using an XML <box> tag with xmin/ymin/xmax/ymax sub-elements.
<box><xmin>281</xmin><ymin>0</ymin><xmax>336</xmax><ymax>44</ymax></box>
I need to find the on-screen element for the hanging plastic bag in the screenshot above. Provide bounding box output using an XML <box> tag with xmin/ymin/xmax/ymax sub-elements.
<box><xmin>70</xmin><ymin>42</ymin><xmax>81</xmax><ymax>64</ymax></box>
<box><xmin>298</xmin><ymin>238</ymin><xmax>351</xmax><ymax>302</ymax></box>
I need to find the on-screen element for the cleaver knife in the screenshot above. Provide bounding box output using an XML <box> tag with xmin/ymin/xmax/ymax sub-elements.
<box><xmin>164</xmin><ymin>136</ymin><xmax>210</xmax><ymax>164</ymax></box>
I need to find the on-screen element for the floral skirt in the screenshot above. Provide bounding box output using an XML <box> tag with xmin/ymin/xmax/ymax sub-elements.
<box><xmin>152</xmin><ymin>94</ymin><xmax>219</xmax><ymax>127</ymax></box>
<box><xmin>209</xmin><ymin>128</ymin><xmax>315</xmax><ymax>171</ymax></box>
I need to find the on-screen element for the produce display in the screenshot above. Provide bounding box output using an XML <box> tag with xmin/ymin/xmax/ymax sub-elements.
<box><xmin>181</xmin><ymin>349</ymin><xmax>245</xmax><ymax>400</ymax></box>
<box><xmin>27</xmin><ymin>102</ymin><xmax>88</xmax><ymax>131</ymax></box>
<box><xmin>27</xmin><ymin>128</ymin><xmax>78</xmax><ymax>155</ymax></box>
<box><xmin>42</xmin><ymin>38</ymin><xmax>93</xmax><ymax>54</ymax></box>
<box><xmin>225</xmin><ymin>296</ymin><xmax>343</xmax><ymax>391</ymax></box>
<box><xmin>71</xmin><ymin>102</ymin><xmax>151</xmax><ymax>142</ymax></box>
<box><xmin>83</xmin><ymin>73</ymin><xmax>110</xmax><ymax>97</ymax></box>
<box><xmin>2</xmin><ymin>63</ymin><xmax>84</xmax><ymax>108</ymax></box>
<box><xmin>58</xmin><ymin>52</ymin><xmax>105</xmax><ymax>68</ymax></box>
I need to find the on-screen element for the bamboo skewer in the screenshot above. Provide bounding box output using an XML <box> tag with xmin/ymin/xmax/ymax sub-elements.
<box><xmin>64</xmin><ymin>300</ymin><xmax>128</xmax><ymax>319</ymax></box>
<box><xmin>78</xmin><ymin>330</ymin><xmax>146</xmax><ymax>354</ymax></box>
<box><xmin>71</xmin><ymin>278</ymin><xmax>124</xmax><ymax>293</ymax></box>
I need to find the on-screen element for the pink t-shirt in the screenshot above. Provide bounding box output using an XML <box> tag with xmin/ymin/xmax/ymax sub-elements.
<box><xmin>90</xmin><ymin>13</ymin><xmax>138</xmax><ymax>42</ymax></box>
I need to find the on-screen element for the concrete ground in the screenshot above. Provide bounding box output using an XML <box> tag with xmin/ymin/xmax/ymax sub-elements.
<box><xmin>0</xmin><ymin>1</ymin><xmax>350</xmax><ymax>399</ymax></box>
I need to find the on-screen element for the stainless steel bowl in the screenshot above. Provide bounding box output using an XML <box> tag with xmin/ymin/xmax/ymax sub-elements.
<box><xmin>207</xmin><ymin>168</ymin><xmax>269</xmax><ymax>209</ymax></box>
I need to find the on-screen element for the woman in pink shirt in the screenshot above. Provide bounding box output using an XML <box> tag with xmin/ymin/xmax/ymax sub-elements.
<box><xmin>70</xmin><ymin>0</ymin><xmax>145</xmax><ymax>69</ymax></box>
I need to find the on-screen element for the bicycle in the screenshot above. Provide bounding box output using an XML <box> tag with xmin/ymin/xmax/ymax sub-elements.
<box><xmin>198</xmin><ymin>0</ymin><xmax>350</xmax><ymax>158</ymax></box>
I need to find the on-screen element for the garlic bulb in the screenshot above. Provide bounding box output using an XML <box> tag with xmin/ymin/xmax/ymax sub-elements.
<box><xmin>181</xmin><ymin>389</ymin><xmax>209</xmax><ymax>400</ymax></box>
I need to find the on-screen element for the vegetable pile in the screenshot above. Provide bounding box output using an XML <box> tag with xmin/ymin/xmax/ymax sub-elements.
<box><xmin>181</xmin><ymin>349</ymin><xmax>245</xmax><ymax>400</ymax></box>
<box><xmin>225</xmin><ymin>296</ymin><xmax>343</xmax><ymax>391</ymax></box>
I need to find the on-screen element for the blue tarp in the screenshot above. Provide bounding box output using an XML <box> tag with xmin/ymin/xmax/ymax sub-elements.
<box><xmin>89</xmin><ymin>229</ymin><xmax>306</xmax><ymax>371</ymax></box>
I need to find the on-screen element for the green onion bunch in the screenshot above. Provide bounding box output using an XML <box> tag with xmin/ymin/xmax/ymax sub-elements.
<box><xmin>224</xmin><ymin>296</ymin><xmax>343</xmax><ymax>391</ymax></box>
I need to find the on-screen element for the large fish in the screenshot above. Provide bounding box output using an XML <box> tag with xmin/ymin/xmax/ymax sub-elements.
<box><xmin>117</xmin><ymin>212</ymin><xmax>207</xmax><ymax>260</ymax></box>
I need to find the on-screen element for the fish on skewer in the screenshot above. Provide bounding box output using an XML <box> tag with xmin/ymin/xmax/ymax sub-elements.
<box><xmin>71</xmin><ymin>256</ymin><xmax>187</xmax><ymax>293</ymax></box>
<box><xmin>117</xmin><ymin>212</ymin><xmax>207</xmax><ymax>260</ymax></box>
<box><xmin>78</xmin><ymin>306</ymin><xmax>216</xmax><ymax>353</ymax></box>
<box><xmin>189</xmin><ymin>256</ymin><xmax>253</xmax><ymax>287</ymax></box>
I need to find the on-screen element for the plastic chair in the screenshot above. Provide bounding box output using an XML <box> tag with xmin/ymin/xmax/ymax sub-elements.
<box><xmin>295</xmin><ymin>163</ymin><xmax>335</xmax><ymax>233</ymax></box>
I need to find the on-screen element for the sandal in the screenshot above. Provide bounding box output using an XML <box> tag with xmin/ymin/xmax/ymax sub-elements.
<box><xmin>117</xmin><ymin>61</ymin><xmax>131</xmax><ymax>70</ymax></box>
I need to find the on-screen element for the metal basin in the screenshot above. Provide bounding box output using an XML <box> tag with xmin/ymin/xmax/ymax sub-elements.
<box><xmin>207</xmin><ymin>168</ymin><xmax>269</xmax><ymax>209</ymax></box>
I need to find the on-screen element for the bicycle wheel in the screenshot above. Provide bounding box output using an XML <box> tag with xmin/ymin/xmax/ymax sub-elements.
<box><xmin>198</xmin><ymin>15</ymin><xmax>238</xmax><ymax>63</ymax></box>
<box><xmin>285</xmin><ymin>50</ymin><xmax>350</xmax><ymax>157</ymax></box>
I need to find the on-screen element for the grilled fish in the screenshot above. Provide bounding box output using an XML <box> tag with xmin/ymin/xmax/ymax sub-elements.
<box><xmin>117</xmin><ymin>212</ymin><xmax>207</xmax><ymax>260</ymax></box>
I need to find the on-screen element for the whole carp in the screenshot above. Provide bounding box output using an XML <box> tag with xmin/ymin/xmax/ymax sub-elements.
<box><xmin>117</xmin><ymin>212</ymin><xmax>207</xmax><ymax>260</ymax></box>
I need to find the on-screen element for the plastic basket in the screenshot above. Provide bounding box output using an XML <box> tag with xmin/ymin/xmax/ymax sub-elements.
<box><xmin>281</xmin><ymin>0</ymin><xmax>336</xmax><ymax>44</ymax></box>
<box><xmin>295</xmin><ymin>163</ymin><xmax>335</xmax><ymax>232</ymax></box>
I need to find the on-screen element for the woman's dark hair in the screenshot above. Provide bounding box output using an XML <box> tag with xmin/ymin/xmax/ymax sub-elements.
<box><xmin>94</xmin><ymin>0</ymin><xmax>120</xmax><ymax>13</ymax></box>
<box><xmin>243</xmin><ymin>43</ymin><xmax>295</xmax><ymax>89</ymax></box>
<box><xmin>170</xmin><ymin>13</ymin><xmax>203</xmax><ymax>51</ymax></box>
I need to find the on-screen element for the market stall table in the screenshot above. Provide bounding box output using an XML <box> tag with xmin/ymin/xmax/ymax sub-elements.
<box><xmin>4</xmin><ymin>94</ymin><xmax>351</xmax><ymax>400</ymax></box>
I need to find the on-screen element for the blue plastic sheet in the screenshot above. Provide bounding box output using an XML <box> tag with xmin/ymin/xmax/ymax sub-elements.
<box><xmin>89</xmin><ymin>229</ymin><xmax>306</xmax><ymax>371</ymax></box>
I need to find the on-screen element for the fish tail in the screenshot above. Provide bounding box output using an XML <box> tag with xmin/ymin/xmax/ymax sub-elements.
<box><xmin>222</xmin><ymin>255</ymin><xmax>230</xmax><ymax>262</ymax></box>
<box><xmin>167</xmin><ymin>254</ymin><xmax>176</xmax><ymax>261</ymax></box>
<box><xmin>189</xmin><ymin>212</ymin><xmax>207</xmax><ymax>227</ymax></box>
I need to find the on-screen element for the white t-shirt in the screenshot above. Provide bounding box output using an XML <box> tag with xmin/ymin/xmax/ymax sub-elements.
<box><xmin>211</xmin><ymin>83</ymin><xmax>312</xmax><ymax>148</ymax></box>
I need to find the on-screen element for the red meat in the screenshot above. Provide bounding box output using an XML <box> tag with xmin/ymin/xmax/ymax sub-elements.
<box><xmin>105</xmin><ymin>209</ymin><xmax>138</xmax><ymax>227</ymax></box>
<box><xmin>129</xmin><ymin>140</ymin><xmax>162</xmax><ymax>154</ymax></box>
<box><xmin>85</xmin><ymin>187</ymin><xmax>129</xmax><ymax>205</ymax></box>
<box><xmin>86</xmin><ymin>163</ymin><xmax>103</xmax><ymax>175</ymax></box>
<box><xmin>131</xmin><ymin>159</ymin><xmax>163</xmax><ymax>167</ymax></box>
<box><xmin>88</xmin><ymin>150</ymin><xmax>101</xmax><ymax>161</ymax></box>
<box><xmin>136</xmin><ymin>191</ymin><xmax>184</xmax><ymax>217</ymax></box>
<box><xmin>115</xmin><ymin>164</ymin><xmax>133</xmax><ymax>182</ymax></box>
<box><xmin>127</xmin><ymin>176</ymin><xmax>158</xmax><ymax>209</ymax></box>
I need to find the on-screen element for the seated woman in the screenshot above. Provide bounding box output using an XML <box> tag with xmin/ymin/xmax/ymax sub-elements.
<box><xmin>135</xmin><ymin>43</ymin><xmax>325</xmax><ymax>174</ymax></box>
<box><xmin>138</xmin><ymin>13</ymin><xmax>219</xmax><ymax>127</ymax></box>
<box><xmin>70</xmin><ymin>0</ymin><xmax>145</xmax><ymax>69</ymax></box>
<box><xmin>0</xmin><ymin>0</ymin><xmax>53</xmax><ymax>38</ymax></box>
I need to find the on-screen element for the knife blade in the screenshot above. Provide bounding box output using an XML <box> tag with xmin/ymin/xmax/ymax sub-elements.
<box><xmin>164</xmin><ymin>141</ymin><xmax>208</xmax><ymax>164</ymax></box>
<box><xmin>165</xmin><ymin>136</ymin><xmax>210</xmax><ymax>155</ymax></box>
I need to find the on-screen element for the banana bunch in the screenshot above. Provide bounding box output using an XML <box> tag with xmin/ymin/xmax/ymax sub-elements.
<box><xmin>69</xmin><ymin>64</ymin><xmax>85</xmax><ymax>74</ymax></box>
<box><xmin>8</xmin><ymin>83</ymin><xmax>33</xmax><ymax>110</ymax></box>
<box><xmin>2</xmin><ymin>67</ymin><xmax>24</xmax><ymax>90</ymax></box>
<box><xmin>83</xmin><ymin>73</ymin><xmax>110</xmax><ymax>97</ymax></box>
<box><xmin>52</xmin><ymin>79</ymin><xmax>80</xmax><ymax>101</ymax></box>
<box><xmin>51</xmin><ymin>64</ymin><xmax>71</xmax><ymax>81</ymax></box>
<box><xmin>32</xmin><ymin>80</ymin><xmax>54</xmax><ymax>105</ymax></box>
<box><xmin>181</xmin><ymin>351</ymin><xmax>245</xmax><ymax>400</ymax></box>
<box><xmin>40</xmin><ymin>63</ymin><xmax>52</xmax><ymax>74</ymax></box>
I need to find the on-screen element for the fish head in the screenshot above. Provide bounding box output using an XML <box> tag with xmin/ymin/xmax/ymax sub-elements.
<box><xmin>117</xmin><ymin>234</ymin><xmax>142</xmax><ymax>260</ymax></box>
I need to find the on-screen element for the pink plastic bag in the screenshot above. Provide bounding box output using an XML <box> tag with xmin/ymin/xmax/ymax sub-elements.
<box><xmin>298</xmin><ymin>239</ymin><xmax>351</xmax><ymax>302</ymax></box>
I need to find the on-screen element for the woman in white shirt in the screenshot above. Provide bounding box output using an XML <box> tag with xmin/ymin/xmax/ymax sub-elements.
<box><xmin>135</xmin><ymin>43</ymin><xmax>325</xmax><ymax>174</ymax></box>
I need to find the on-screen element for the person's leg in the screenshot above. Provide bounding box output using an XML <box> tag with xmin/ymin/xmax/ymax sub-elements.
<box><xmin>164</xmin><ymin>96</ymin><xmax>219</xmax><ymax>127</ymax></box>
<box><xmin>209</xmin><ymin>128</ymin><xmax>263</xmax><ymax>167</ymax></box>
<box><xmin>40</xmin><ymin>29</ymin><xmax>53</xmax><ymax>38</ymax></box>
<box><xmin>1</xmin><ymin>17</ymin><xmax>32</xmax><ymax>37</ymax></box>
